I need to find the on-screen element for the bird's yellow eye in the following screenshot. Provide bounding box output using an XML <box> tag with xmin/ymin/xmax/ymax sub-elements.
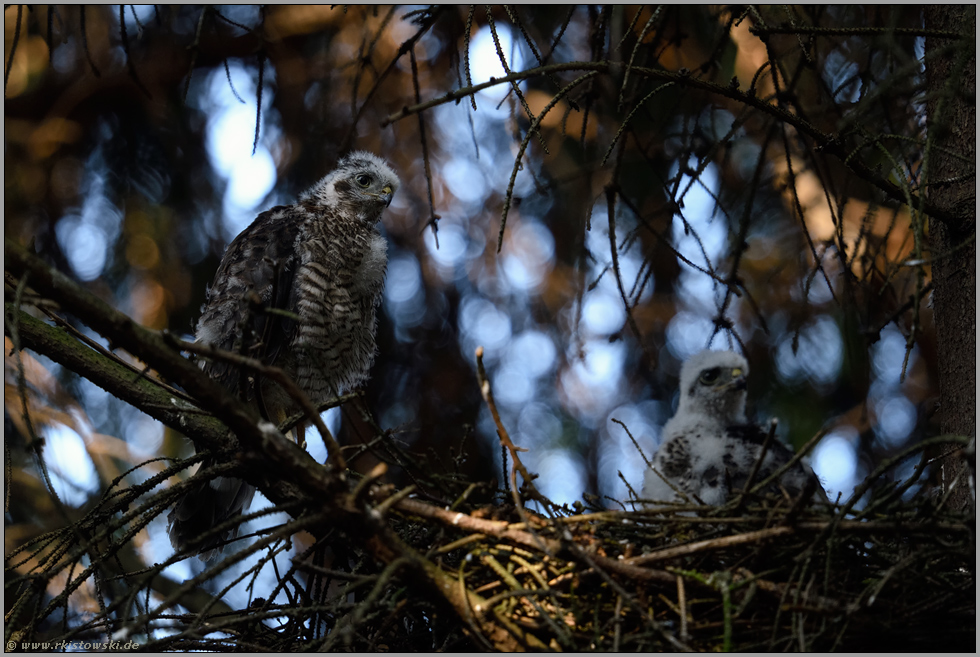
<box><xmin>355</xmin><ymin>174</ymin><xmax>372</xmax><ymax>187</ymax></box>
<box><xmin>731</xmin><ymin>367</ymin><xmax>743</xmax><ymax>378</ymax></box>
<box><xmin>699</xmin><ymin>368</ymin><xmax>720</xmax><ymax>385</ymax></box>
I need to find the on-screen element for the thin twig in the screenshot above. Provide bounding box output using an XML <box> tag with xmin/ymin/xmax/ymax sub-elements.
<box><xmin>732</xmin><ymin>419</ymin><xmax>778</xmax><ymax>512</ymax></box>
<box><xmin>474</xmin><ymin>346</ymin><xmax>546</xmax><ymax>509</ymax></box>
<box><xmin>410</xmin><ymin>47</ymin><xmax>440</xmax><ymax>240</ymax></box>
<box><xmin>4</xmin><ymin>3</ymin><xmax>24</xmax><ymax>93</ymax></box>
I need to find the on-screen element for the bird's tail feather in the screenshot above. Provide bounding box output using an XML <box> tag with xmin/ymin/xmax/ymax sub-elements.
<box><xmin>167</xmin><ymin>470</ymin><xmax>256</xmax><ymax>562</ymax></box>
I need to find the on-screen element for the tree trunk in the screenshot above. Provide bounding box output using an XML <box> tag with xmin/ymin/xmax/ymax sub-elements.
<box><xmin>924</xmin><ymin>6</ymin><xmax>976</xmax><ymax>510</ymax></box>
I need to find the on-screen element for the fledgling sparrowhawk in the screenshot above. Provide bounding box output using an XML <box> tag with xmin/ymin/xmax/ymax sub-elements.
<box><xmin>168</xmin><ymin>151</ymin><xmax>399</xmax><ymax>560</ymax></box>
<box><xmin>642</xmin><ymin>350</ymin><xmax>827</xmax><ymax>507</ymax></box>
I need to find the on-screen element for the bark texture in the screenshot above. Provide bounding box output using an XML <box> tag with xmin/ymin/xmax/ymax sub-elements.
<box><xmin>924</xmin><ymin>6</ymin><xmax>976</xmax><ymax>510</ymax></box>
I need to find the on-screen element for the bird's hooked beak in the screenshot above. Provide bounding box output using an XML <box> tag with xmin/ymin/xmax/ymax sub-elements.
<box><xmin>730</xmin><ymin>367</ymin><xmax>748</xmax><ymax>391</ymax></box>
<box><xmin>379</xmin><ymin>184</ymin><xmax>394</xmax><ymax>207</ymax></box>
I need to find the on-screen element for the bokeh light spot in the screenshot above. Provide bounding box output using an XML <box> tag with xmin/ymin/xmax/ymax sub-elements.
<box><xmin>502</xmin><ymin>221</ymin><xmax>555</xmax><ymax>292</ymax></box>
<box><xmin>43</xmin><ymin>425</ymin><xmax>99</xmax><ymax>507</ymax></box>
<box><xmin>872</xmin><ymin>325</ymin><xmax>916</xmax><ymax>386</ymax></box>
<box><xmin>582</xmin><ymin>290</ymin><xmax>626</xmax><ymax>336</ymax></box>
<box><xmin>775</xmin><ymin>316</ymin><xmax>843</xmax><ymax>385</ymax></box>
<box><xmin>518</xmin><ymin>403</ymin><xmax>563</xmax><ymax>446</ymax></box>
<box><xmin>875</xmin><ymin>395</ymin><xmax>916</xmax><ymax>447</ymax></box>
<box><xmin>469</xmin><ymin>24</ymin><xmax>525</xmax><ymax>103</ymax></box>
<box><xmin>666</xmin><ymin>312</ymin><xmax>715</xmax><ymax>360</ymax></box>
<box><xmin>56</xmin><ymin>218</ymin><xmax>108</xmax><ymax>281</ymax></box>
<box><xmin>812</xmin><ymin>429</ymin><xmax>858</xmax><ymax>501</ymax></box>
<box><xmin>460</xmin><ymin>296</ymin><xmax>513</xmax><ymax>357</ymax></box>
<box><xmin>506</xmin><ymin>330</ymin><xmax>557</xmax><ymax>380</ymax></box>
<box><xmin>441</xmin><ymin>156</ymin><xmax>489</xmax><ymax>204</ymax></box>
<box><xmin>533</xmin><ymin>449</ymin><xmax>586</xmax><ymax>507</ymax></box>
<box><xmin>492</xmin><ymin>365</ymin><xmax>534</xmax><ymax>407</ymax></box>
<box><xmin>386</xmin><ymin>254</ymin><xmax>423</xmax><ymax>304</ymax></box>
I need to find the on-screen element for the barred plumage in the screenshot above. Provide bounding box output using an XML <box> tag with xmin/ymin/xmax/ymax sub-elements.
<box><xmin>168</xmin><ymin>152</ymin><xmax>399</xmax><ymax>560</ymax></box>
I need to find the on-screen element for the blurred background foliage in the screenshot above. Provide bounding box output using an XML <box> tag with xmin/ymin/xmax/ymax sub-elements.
<box><xmin>3</xmin><ymin>4</ymin><xmax>973</xmax><ymax>646</ymax></box>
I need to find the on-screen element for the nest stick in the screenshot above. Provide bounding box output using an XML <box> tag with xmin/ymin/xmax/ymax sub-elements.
<box><xmin>475</xmin><ymin>346</ymin><xmax>549</xmax><ymax>509</ymax></box>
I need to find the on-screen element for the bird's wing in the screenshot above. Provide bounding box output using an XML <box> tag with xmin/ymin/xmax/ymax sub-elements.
<box><xmin>167</xmin><ymin>471</ymin><xmax>257</xmax><ymax>561</ymax></box>
<box><xmin>196</xmin><ymin>206</ymin><xmax>302</xmax><ymax>404</ymax></box>
<box><xmin>725</xmin><ymin>423</ymin><xmax>825</xmax><ymax>499</ymax></box>
<box><xmin>725</xmin><ymin>423</ymin><xmax>771</xmax><ymax>446</ymax></box>
<box><xmin>643</xmin><ymin>434</ymin><xmax>695</xmax><ymax>503</ymax></box>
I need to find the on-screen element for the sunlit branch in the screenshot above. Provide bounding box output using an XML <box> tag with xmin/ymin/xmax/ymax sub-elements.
<box><xmin>485</xmin><ymin>6</ymin><xmax>548</xmax><ymax>154</ymax></box>
<box><xmin>341</xmin><ymin>6</ymin><xmax>443</xmax><ymax>153</ymax></box>
<box><xmin>5</xmin><ymin>304</ymin><xmax>227</xmax><ymax>446</ymax></box>
<box><xmin>409</xmin><ymin>47</ymin><xmax>440</xmax><ymax>240</ymax></box>
<box><xmin>3</xmin><ymin>240</ymin><xmax>362</xmax><ymax>536</ymax></box>
<box><xmin>381</xmin><ymin>61</ymin><xmax>612</xmax><ymax>126</ymax></box>
<box><xmin>383</xmin><ymin>59</ymin><xmax>955</xmax><ymax>224</ymax></box>
<box><xmin>474</xmin><ymin>346</ymin><xmax>548</xmax><ymax>510</ymax></box>
<box><xmin>3</xmin><ymin>4</ymin><xmax>23</xmax><ymax>93</ymax></box>
<box><xmin>498</xmin><ymin>70</ymin><xmax>600</xmax><ymax>252</ymax></box>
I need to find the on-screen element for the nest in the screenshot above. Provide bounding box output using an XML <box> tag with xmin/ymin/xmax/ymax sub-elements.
<box><xmin>316</xmin><ymin>454</ymin><xmax>975</xmax><ymax>652</ymax></box>
<box><xmin>4</xmin><ymin>428</ymin><xmax>975</xmax><ymax>652</ymax></box>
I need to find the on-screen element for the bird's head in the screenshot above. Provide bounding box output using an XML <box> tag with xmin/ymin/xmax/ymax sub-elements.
<box><xmin>303</xmin><ymin>151</ymin><xmax>400</xmax><ymax>223</ymax></box>
<box><xmin>677</xmin><ymin>350</ymin><xmax>750</xmax><ymax>425</ymax></box>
